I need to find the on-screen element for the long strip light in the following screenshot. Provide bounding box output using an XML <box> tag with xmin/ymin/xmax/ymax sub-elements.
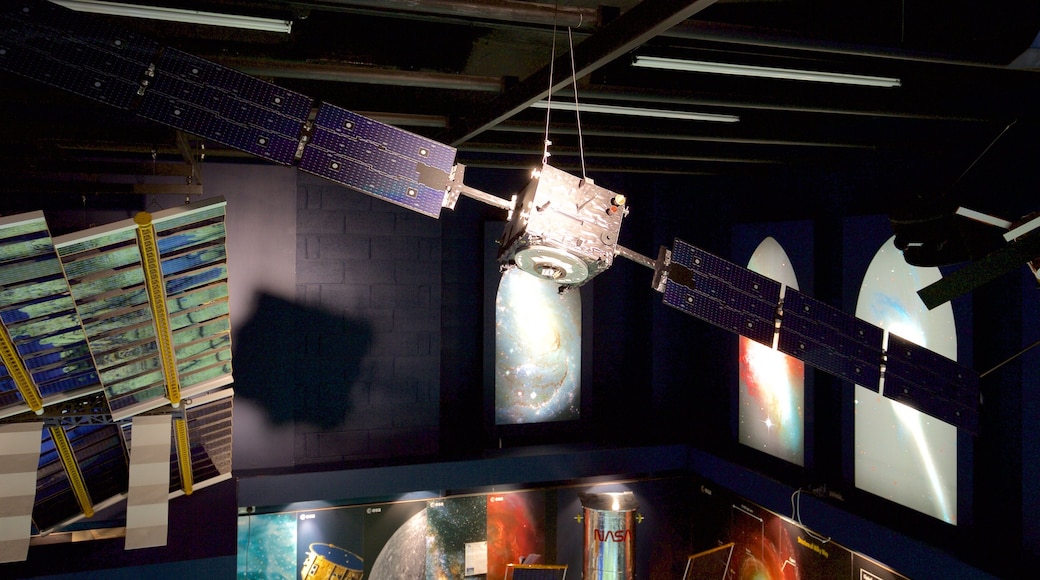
<box><xmin>531</xmin><ymin>100</ymin><xmax>739</xmax><ymax>122</ymax></box>
<box><xmin>633</xmin><ymin>56</ymin><xmax>901</xmax><ymax>88</ymax></box>
<box><xmin>50</xmin><ymin>0</ymin><xmax>293</xmax><ymax>33</ymax></box>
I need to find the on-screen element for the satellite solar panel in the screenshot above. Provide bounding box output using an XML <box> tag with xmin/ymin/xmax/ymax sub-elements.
<box><xmin>884</xmin><ymin>333</ymin><xmax>979</xmax><ymax>433</ymax></box>
<box><xmin>139</xmin><ymin>48</ymin><xmax>311</xmax><ymax>165</ymax></box>
<box><xmin>55</xmin><ymin>225</ymin><xmax>166</xmax><ymax>419</ymax></box>
<box><xmin>663</xmin><ymin>238</ymin><xmax>781</xmax><ymax>346</ymax></box>
<box><xmin>0</xmin><ymin>213</ymin><xmax>101</xmax><ymax>413</ymax></box>
<box><xmin>152</xmin><ymin>200</ymin><xmax>233</xmax><ymax>399</ymax></box>
<box><xmin>299</xmin><ymin>102</ymin><xmax>457</xmax><ymax>218</ymax></box>
<box><xmin>777</xmin><ymin>288</ymin><xmax>884</xmax><ymax>390</ymax></box>
<box><xmin>171</xmin><ymin>392</ymin><xmax>233</xmax><ymax>491</ymax></box>
<box><xmin>0</xmin><ymin>0</ymin><xmax>158</xmax><ymax>109</ymax></box>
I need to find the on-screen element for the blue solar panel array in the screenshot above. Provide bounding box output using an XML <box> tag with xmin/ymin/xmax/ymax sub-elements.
<box><xmin>299</xmin><ymin>103</ymin><xmax>457</xmax><ymax>218</ymax></box>
<box><xmin>138</xmin><ymin>48</ymin><xmax>313</xmax><ymax>166</ymax></box>
<box><xmin>663</xmin><ymin>238</ymin><xmax>781</xmax><ymax>346</ymax></box>
<box><xmin>885</xmin><ymin>334</ymin><xmax>979</xmax><ymax>432</ymax></box>
<box><xmin>0</xmin><ymin>0</ymin><xmax>159</xmax><ymax>109</ymax></box>
<box><xmin>663</xmin><ymin>238</ymin><xmax>979</xmax><ymax>434</ymax></box>
<box><xmin>777</xmin><ymin>287</ymin><xmax>884</xmax><ymax>390</ymax></box>
<box><xmin>0</xmin><ymin>1</ymin><xmax>459</xmax><ymax>217</ymax></box>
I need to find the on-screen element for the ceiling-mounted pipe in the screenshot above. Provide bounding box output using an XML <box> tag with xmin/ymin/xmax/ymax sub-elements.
<box><xmin>300</xmin><ymin>0</ymin><xmax>599</xmax><ymax>29</ymax></box>
<box><xmin>663</xmin><ymin>20</ymin><xmax>1028</xmax><ymax>69</ymax></box>
<box><xmin>212</xmin><ymin>56</ymin><xmax>504</xmax><ymax>92</ymax></box>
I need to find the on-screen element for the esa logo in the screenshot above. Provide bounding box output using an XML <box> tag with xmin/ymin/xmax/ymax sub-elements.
<box><xmin>593</xmin><ymin>529</ymin><xmax>632</xmax><ymax>543</ymax></box>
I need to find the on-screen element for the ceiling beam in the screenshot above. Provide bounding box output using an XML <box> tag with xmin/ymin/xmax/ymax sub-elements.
<box><xmin>440</xmin><ymin>0</ymin><xmax>720</xmax><ymax>146</ymax></box>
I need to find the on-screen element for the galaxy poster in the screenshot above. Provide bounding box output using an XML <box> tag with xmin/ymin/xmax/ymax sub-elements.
<box><xmin>494</xmin><ymin>267</ymin><xmax>582</xmax><ymax>425</ymax></box>
<box><xmin>487</xmin><ymin>491</ymin><xmax>549</xmax><ymax>580</ymax></box>
<box><xmin>733</xmin><ymin>226</ymin><xmax>813</xmax><ymax>468</ymax></box>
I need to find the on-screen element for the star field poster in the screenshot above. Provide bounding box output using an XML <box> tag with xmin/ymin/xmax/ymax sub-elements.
<box><xmin>426</xmin><ymin>495</ymin><xmax>487</xmax><ymax>578</ymax></box>
<box><xmin>237</xmin><ymin>512</ymin><xmax>297</xmax><ymax>580</ymax></box>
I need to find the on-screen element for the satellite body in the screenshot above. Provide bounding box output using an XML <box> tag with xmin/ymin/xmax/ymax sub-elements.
<box><xmin>497</xmin><ymin>163</ymin><xmax>628</xmax><ymax>288</ymax></box>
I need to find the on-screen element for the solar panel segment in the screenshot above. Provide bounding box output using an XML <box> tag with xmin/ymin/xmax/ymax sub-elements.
<box><xmin>663</xmin><ymin>238</ymin><xmax>979</xmax><ymax>434</ymax></box>
<box><xmin>777</xmin><ymin>287</ymin><xmax>884</xmax><ymax>391</ymax></box>
<box><xmin>299</xmin><ymin>102</ymin><xmax>457</xmax><ymax>218</ymax></box>
<box><xmin>0</xmin><ymin>213</ymin><xmax>101</xmax><ymax>417</ymax></box>
<box><xmin>884</xmin><ymin>333</ymin><xmax>979</xmax><ymax>433</ymax></box>
<box><xmin>0</xmin><ymin>0</ymin><xmax>158</xmax><ymax>110</ymax></box>
<box><xmin>139</xmin><ymin>48</ymin><xmax>313</xmax><ymax>166</ymax></box>
<box><xmin>663</xmin><ymin>238</ymin><xmax>781</xmax><ymax>347</ymax></box>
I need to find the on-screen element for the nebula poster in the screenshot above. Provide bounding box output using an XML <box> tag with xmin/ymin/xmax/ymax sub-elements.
<box><xmin>425</xmin><ymin>495</ymin><xmax>487</xmax><ymax>579</ymax></box>
<box><xmin>487</xmin><ymin>491</ymin><xmax>548</xmax><ymax>579</ymax></box>
<box><xmin>494</xmin><ymin>267</ymin><xmax>582</xmax><ymax>425</ymax></box>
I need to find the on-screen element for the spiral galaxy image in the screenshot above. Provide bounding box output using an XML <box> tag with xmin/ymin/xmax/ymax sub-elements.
<box><xmin>495</xmin><ymin>267</ymin><xmax>582</xmax><ymax>425</ymax></box>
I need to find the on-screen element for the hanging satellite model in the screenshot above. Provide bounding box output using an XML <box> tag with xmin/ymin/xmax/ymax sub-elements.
<box><xmin>0</xmin><ymin>0</ymin><xmax>982</xmax><ymax>562</ymax></box>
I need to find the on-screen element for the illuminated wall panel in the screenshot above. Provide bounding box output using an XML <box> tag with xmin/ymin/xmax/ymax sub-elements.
<box><xmin>738</xmin><ymin>237</ymin><xmax>805</xmax><ymax>465</ymax></box>
<box><xmin>854</xmin><ymin>237</ymin><xmax>958</xmax><ymax>523</ymax></box>
<box><xmin>495</xmin><ymin>268</ymin><xmax>581</xmax><ymax>425</ymax></box>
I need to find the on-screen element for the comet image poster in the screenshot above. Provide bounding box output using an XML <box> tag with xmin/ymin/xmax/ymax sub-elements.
<box><xmin>738</xmin><ymin>237</ymin><xmax>805</xmax><ymax>465</ymax></box>
<box><xmin>494</xmin><ymin>267</ymin><xmax>582</xmax><ymax>425</ymax></box>
<box><xmin>853</xmin><ymin>236</ymin><xmax>958</xmax><ymax>524</ymax></box>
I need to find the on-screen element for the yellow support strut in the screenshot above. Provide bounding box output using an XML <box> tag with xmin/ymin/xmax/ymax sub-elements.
<box><xmin>173</xmin><ymin>417</ymin><xmax>193</xmax><ymax>495</ymax></box>
<box><xmin>134</xmin><ymin>212</ymin><xmax>182</xmax><ymax>407</ymax></box>
<box><xmin>0</xmin><ymin>322</ymin><xmax>43</xmax><ymax>414</ymax></box>
<box><xmin>48</xmin><ymin>426</ymin><xmax>94</xmax><ymax>518</ymax></box>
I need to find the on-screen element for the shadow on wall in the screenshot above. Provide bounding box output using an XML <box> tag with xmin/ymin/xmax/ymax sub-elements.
<box><xmin>232</xmin><ymin>293</ymin><xmax>372</xmax><ymax>429</ymax></box>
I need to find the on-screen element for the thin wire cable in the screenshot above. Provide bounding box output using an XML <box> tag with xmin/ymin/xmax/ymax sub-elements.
<box><xmin>541</xmin><ymin>6</ymin><xmax>559</xmax><ymax>165</ymax></box>
<box><xmin>790</xmin><ymin>489</ymin><xmax>832</xmax><ymax>544</ymax></box>
<box><xmin>567</xmin><ymin>24</ymin><xmax>587</xmax><ymax>180</ymax></box>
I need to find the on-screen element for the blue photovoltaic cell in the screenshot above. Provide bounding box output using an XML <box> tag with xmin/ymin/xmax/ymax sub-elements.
<box><xmin>0</xmin><ymin>0</ymin><xmax>158</xmax><ymax>109</ymax></box>
<box><xmin>299</xmin><ymin>102</ymin><xmax>457</xmax><ymax>218</ymax></box>
<box><xmin>662</xmin><ymin>238</ymin><xmax>780</xmax><ymax>346</ymax></box>
<box><xmin>777</xmin><ymin>288</ymin><xmax>883</xmax><ymax>390</ymax></box>
<box><xmin>139</xmin><ymin>48</ymin><xmax>312</xmax><ymax>165</ymax></box>
<box><xmin>884</xmin><ymin>333</ymin><xmax>979</xmax><ymax>433</ymax></box>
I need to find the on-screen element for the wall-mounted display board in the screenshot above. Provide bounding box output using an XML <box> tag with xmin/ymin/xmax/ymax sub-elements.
<box><xmin>236</xmin><ymin>474</ymin><xmax>908</xmax><ymax>580</ymax></box>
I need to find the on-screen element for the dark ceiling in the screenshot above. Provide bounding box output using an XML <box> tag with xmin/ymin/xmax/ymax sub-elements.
<box><xmin>1</xmin><ymin>0</ymin><xmax>1039</xmax><ymax>237</ymax></box>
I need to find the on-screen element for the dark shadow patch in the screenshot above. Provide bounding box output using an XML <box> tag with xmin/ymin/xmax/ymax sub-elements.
<box><xmin>232</xmin><ymin>293</ymin><xmax>372</xmax><ymax>429</ymax></box>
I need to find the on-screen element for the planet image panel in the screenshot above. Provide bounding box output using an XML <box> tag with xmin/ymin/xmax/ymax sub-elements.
<box><xmin>854</xmin><ymin>236</ymin><xmax>958</xmax><ymax>524</ymax></box>
<box><xmin>366</xmin><ymin>506</ymin><xmax>428</xmax><ymax>580</ymax></box>
<box><xmin>495</xmin><ymin>267</ymin><xmax>581</xmax><ymax>424</ymax></box>
<box><xmin>739</xmin><ymin>237</ymin><xmax>805</xmax><ymax>466</ymax></box>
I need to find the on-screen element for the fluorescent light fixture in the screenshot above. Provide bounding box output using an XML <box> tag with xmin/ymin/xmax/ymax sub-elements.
<box><xmin>531</xmin><ymin>100</ymin><xmax>739</xmax><ymax>122</ymax></box>
<box><xmin>50</xmin><ymin>0</ymin><xmax>293</xmax><ymax>33</ymax></box>
<box><xmin>633</xmin><ymin>55</ymin><xmax>901</xmax><ymax>88</ymax></box>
